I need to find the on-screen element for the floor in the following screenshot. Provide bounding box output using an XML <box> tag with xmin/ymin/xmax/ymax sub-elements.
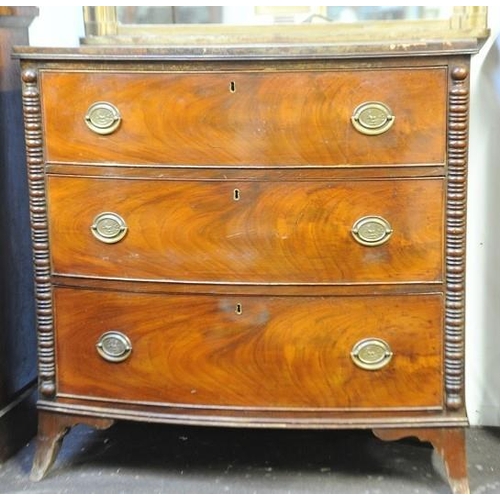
<box><xmin>1</xmin><ymin>422</ymin><xmax>499</xmax><ymax>494</ymax></box>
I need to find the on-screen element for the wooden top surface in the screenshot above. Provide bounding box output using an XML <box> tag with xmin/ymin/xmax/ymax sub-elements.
<box><xmin>12</xmin><ymin>37</ymin><xmax>484</xmax><ymax>62</ymax></box>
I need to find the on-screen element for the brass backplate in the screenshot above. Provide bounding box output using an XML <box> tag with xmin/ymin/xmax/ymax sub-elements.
<box><xmin>351</xmin><ymin>215</ymin><xmax>393</xmax><ymax>247</ymax></box>
<box><xmin>351</xmin><ymin>101</ymin><xmax>395</xmax><ymax>136</ymax></box>
<box><xmin>96</xmin><ymin>331</ymin><xmax>132</xmax><ymax>362</ymax></box>
<box><xmin>351</xmin><ymin>338</ymin><xmax>393</xmax><ymax>370</ymax></box>
<box><xmin>85</xmin><ymin>101</ymin><xmax>121</xmax><ymax>135</ymax></box>
<box><xmin>91</xmin><ymin>212</ymin><xmax>128</xmax><ymax>244</ymax></box>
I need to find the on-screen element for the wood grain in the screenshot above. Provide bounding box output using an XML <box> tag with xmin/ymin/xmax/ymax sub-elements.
<box><xmin>54</xmin><ymin>288</ymin><xmax>443</xmax><ymax>410</ymax></box>
<box><xmin>40</xmin><ymin>68</ymin><xmax>446</xmax><ymax>166</ymax></box>
<box><xmin>47</xmin><ymin>175</ymin><xmax>444</xmax><ymax>284</ymax></box>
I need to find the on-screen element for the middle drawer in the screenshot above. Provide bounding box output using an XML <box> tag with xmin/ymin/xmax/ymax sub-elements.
<box><xmin>47</xmin><ymin>175</ymin><xmax>443</xmax><ymax>284</ymax></box>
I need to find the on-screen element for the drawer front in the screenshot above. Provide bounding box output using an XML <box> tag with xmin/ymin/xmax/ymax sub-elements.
<box><xmin>41</xmin><ymin>68</ymin><xmax>446</xmax><ymax>166</ymax></box>
<box><xmin>47</xmin><ymin>176</ymin><xmax>444</xmax><ymax>284</ymax></box>
<box><xmin>55</xmin><ymin>288</ymin><xmax>443</xmax><ymax>410</ymax></box>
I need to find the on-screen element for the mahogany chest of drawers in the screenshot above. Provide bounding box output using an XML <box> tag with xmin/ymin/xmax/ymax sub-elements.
<box><xmin>16</xmin><ymin>42</ymin><xmax>479</xmax><ymax>492</ymax></box>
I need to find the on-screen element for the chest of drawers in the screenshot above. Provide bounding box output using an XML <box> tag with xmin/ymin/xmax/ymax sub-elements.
<box><xmin>16</xmin><ymin>42</ymin><xmax>478</xmax><ymax>492</ymax></box>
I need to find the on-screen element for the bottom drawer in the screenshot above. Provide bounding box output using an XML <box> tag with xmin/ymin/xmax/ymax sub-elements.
<box><xmin>54</xmin><ymin>288</ymin><xmax>443</xmax><ymax>410</ymax></box>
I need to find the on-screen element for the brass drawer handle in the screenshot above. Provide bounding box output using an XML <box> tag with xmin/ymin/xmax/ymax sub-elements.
<box><xmin>85</xmin><ymin>101</ymin><xmax>121</xmax><ymax>135</ymax></box>
<box><xmin>351</xmin><ymin>215</ymin><xmax>393</xmax><ymax>247</ymax></box>
<box><xmin>351</xmin><ymin>338</ymin><xmax>393</xmax><ymax>371</ymax></box>
<box><xmin>351</xmin><ymin>101</ymin><xmax>395</xmax><ymax>135</ymax></box>
<box><xmin>91</xmin><ymin>212</ymin><xmax>128</xmax><ymax>244</ymax></box>
<box><xmin>96</xmin><ymin>331</ymin><xmax>132</xmax><ymax>363</ymax></box>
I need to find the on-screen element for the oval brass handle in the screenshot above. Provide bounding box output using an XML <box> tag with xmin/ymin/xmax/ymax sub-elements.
<box><xmin>85</xmin><ymin>101</ymin><xmax>121</xmax><ymax>135</ymax></box>
<box><xmin>351</xmin><ymin>338</ymin><xmax>393</xmax><ymax>371</ymax></box>
<box><xmin>351</xmin><ymin>101</ymin><xmax>394</xmax><ymax>136</ymax></box>
<box><xmin>91</xmin><ymin>212</ymin><xmax>128</xmax><ymax>244</ymax></box>
<box><xmin>351</xmin><ymin>215</ymin><xmax>393</xmax><ymax>247</ymax></box>
<box><xmin>96</xmin><ymin>331</ymin><xmax>132</xmax><ymax>363</ymax></box>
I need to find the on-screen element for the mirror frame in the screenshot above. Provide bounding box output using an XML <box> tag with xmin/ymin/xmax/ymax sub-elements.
<box><xmin>82</xmin><ymin>6</ymin><xmax>489</xmax><ymax>46</ymax></box>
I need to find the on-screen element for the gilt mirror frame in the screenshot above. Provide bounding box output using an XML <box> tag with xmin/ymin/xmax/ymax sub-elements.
<box><xmin>82</xmin><ymin>6</ymin><xmax>489</xmax><ymax>46</ymax></box>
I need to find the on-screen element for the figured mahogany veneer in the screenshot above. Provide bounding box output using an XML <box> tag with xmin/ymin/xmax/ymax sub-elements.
<box><xmin>15</xmin><ymin>44</ymin><xmax>478</xmax><ymax>492</ymax></box>
<box><xmin>47</xmin><ymin>175</ymin><xmax>444</xmax><ymax>284</ymax></box>
<box><xmin>40</xmin><ymin>68</ymin><xmax>446</xmax><ymax>166</ymax></box>
<box><xmin>54</xmin><ymin>288</ymin><xmax>443</xmax><ymax>409</ymax></box>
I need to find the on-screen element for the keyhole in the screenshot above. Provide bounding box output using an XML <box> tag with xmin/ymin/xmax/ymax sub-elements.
<box><xmin>235</xmin><ymin>303</ymin><xmax>243</xmax><ymax>315</ymax></box>
<box><xmin>233</xmin><ymin>188</ymin><xmax>240</xmax><ymax>201</ymax></box>
<box><xmin>229</xmin><ymin>81</ymin><xmax>236</xmax><ymax>93</ymax></box>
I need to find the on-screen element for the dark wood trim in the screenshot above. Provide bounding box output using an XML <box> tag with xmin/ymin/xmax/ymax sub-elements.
<box><xmin>21</xmin><ymin>68</ymin><xmax>55</xmax><ymax>400</ymax></box>
<box><xmin>45</xmin><ymin>164</ymin><xmax>447</xmax><ymax>179</ymax></box>
<box><xmin>12</xmin><ymin>38</ymin><xmax>483</xmax><ymax>62</ymax></box>
<box><xmin>38</xmin><ymin>400</ymin><xmax>468</xmax><ymax>430</ymax></box>
<box><xmin>444</xmin><ymin>62</ymin><xmax>470</xmax><ymax>410</ymax></box>
<box><xmin>51</xmin><ymin>278</ymin><xmax>444</xmax><ymax>297</ymax></box>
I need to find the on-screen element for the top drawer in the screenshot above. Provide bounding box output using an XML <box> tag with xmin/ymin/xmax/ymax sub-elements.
<box><xmin>40</xmin><ymin>68</ymin><xmax>447</xmax><ymax>167</ymax></box>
